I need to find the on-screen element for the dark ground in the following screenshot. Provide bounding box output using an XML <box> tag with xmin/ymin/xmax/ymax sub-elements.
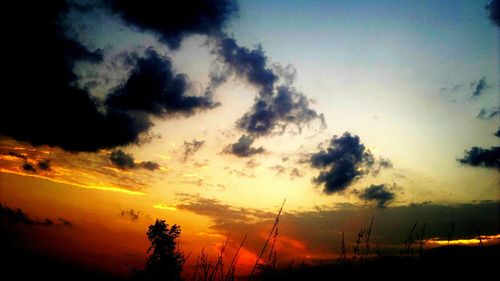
<box><xmin>2</xmin><ymin>244</ymin><xmax>499</xmax><ymax>280</ymax></box>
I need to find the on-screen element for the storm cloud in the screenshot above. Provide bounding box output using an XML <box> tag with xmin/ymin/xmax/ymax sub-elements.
<box><xmin>309</xmin><ymin>132</ymin><xmax>375</xmax><ymax>194</ymax></box>
<box><xmin>357</xmin><ymin>184</ymin><xmax>396</xmax><ymax>208</ymax></box>
<box><xmin>225</xmin><ymin>135</ymin><xmax>265</xmax><ymax>157</ymax></box>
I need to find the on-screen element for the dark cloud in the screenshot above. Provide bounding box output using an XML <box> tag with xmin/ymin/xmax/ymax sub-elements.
<box><xmin>6</xmin><ymin>151</ymin><xmax>27</xmax><ymax>160</ymax></box>
<box><xmin>22</xmin><ymin>163</ymin><xmax>37</xmax><ymax>173</ymax></box>
<box><xmin>1</xmin><ymin>1</ymin><xmax>153</xmax><ymax>152</ymax></box>
<box><xmin>120</xmin><ymin>209</ymin><xmax>140</xmax><ymax>221</ymax></box>
<box><xmin>495</xmin><ymin>127</ymin><xmax>500</xmax><ymax>138</ymax></box>
<box><xmin>37</xmin><ymin>159</ymin><xmax>52</xmax><ymax>171</ymax></box>
<box><xmin>0</xmin><ymin>204</ymin><xmax>72</xmax><ymax>227</ymax></box>
<box><xmin>458</xmin><ymin>146</ymin><xmax>500</xmax><ymax>169</ymax></box>
<box><xmin>309</xmin><ymin>132</ymin><xmax>375</xmax><ymax>194</ymax></box>
<box><xmin>477</xmin><ymin>107</ymin><xmax>500</xmax><ymax>120</ymax></box>
<box><xmin>2</xmin><ymin>1</ymin><xmax>230</xmax><ymax>153</ymax></box>
<box><xmin>110</xmin><ymin>150</ymin><xmax>135</xmax><ymax>169</ymax></box>
<box><xmin>181</xmin><ymin>139</ymin><xmax>205</xmax><ymax>162</ymax></box>
<box><xmin>212</xmin><ymin>35</ymin><xmax>325</xmax><ymax>137</ymax></box>
<box><xmin>357</xmin><ymin>184</ymin><xmax>396</xmax><ymax>208</ymax></box>
<box><xmin>139</xmin><ymin>161</ymin><xmax>160</xmax><ymax>171</ymax></box>
<box><xmin>106</xmin><ymin>49</ymin><xmax>218</xmax><ymax>116</ymax></box>
<box><xmin>486</xmin><ymin>0</ymin><xmax>500</xmax><ymax>26</ymax></box>
<box><xmin>213</xmin><ymin>36</ymin><xmax>278</xmax><ymax>96</ymax></box>
<box><xmin>110</xmin><ymin>149</ymin><xmax>160</xmax><ymax>171</ymax></box>
<box><xmin>236</xmin><ymin>85</ymin><xmax>325</xmax><ymax>136</ymax></box>
<box><xmin>225</xmin><ymin>135</ymin><xmax>265</xmax><ymax>157</ymax></box>
<box><xmin>108</xmin><ymin>0</ymin><xmax>238</xmax><ymax>49</ymax></box>
<box><xmin>471</xmin><ymin>77</ymin><xmax>491</xmax><ymax>98</ymax></box>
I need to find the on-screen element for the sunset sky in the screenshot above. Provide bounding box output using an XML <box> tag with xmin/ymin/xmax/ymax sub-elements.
<box><xmin>1</xmin><ymin>0</ymin><xmax>499</xmax><ymax>278</ymax></box>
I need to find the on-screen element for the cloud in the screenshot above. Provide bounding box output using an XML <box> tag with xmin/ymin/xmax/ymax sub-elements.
<box><xmin>371</xmin><ymin>157</ymin><xmax>393</xmax><ymax>175</ymax></box>
<box><xmin>109</xmin><ymin>149</ymin><xmax>160</xmax><ymax>171</ymax></box>
<box><xmin>0</xmin><ymin>204</ymin><xmax>72</xmax><ymax>227</ymax></box>
<box><xmin>245</xmin><ymin>159</ymin><xmax>260</xmax><ymax>168</ymax></box>
<box><xmin>237</xmin><ymin>85</ymin><xmax>325</xmax><ymax>136</ymax></box>
<box><xmin>1</xmin><ymin>1</ymin><xmax>154</xmax><ymax>152</ymax></box>
<box><xmin>108</xmin><ymin>0</ymin><xmax>238</xmax><ymax>49</ymax></box>
<box><xmin>269</xmin><ymin>165</ymin><xmax>287</xmax><ymax>175</ymax></box>
<box><xmin>1</xmin><ymin>1</ymin><xmax>235</xmax><ymax>153</ymax></box>
<box><xmin>471</xmin><ymin>77</ymin><xmax>491</xmax><ymax>98</ymax></box>
<box><xmin>486</xmin><ymin>0</ymin><xmax>500</xmax><ymax>26</ymax></box>
<box><xmin>120</xmin><ymin>209</ymin><xmax>141</xmax><ymax>221</ymax></box>
<box><xmin>357</xmin><ymin>184</ymin><xmax>396</xmax><ymax>208</ymax></box>
<box><xmin>139</xmin><ymin>161</ymin><xmax>160</xmax><ymax>171</ymax></box>
<box><xmin>289</xmin><ymin>168</ymin><xmax>304</xmax><ymax>179</ymax></box>
<box><xmin>213</xmin><ymin>36</ymin><xmax>278</xmax><ymax>96</ymax></box>
<box><xmin>106</xmin><ymin>49</ymin><xmax>218</xmax><ymax>117</ymax></box>
<box><xmin>225</xmin><ymin>135</ymin><xmax>265</xmax><ymax>157</ymax></box>
<box><xmin>495</xmin><ymin>127</ymin><xmax>500</xmax><ymax>138</ymax></box>
<box><xmin>181</xmin><ymin>139</ymin><xmax>205</xmax><ymax>162</ymax></box>
<box><xmin>37</xmin><ymin>159</ymin><xmax>52</xmax><ymax>171</ymax></box>
<box><xmin>458</xmin><ymin>146</ymin><xmax>500</xmax><ymax>169</ymax></box>
<box><xmin>22</xmin><ymin>163</ymin><xmax>37</xmax><ymax>173</ymax></box>
<box><xmin>309</xmin><ymin>132</ymin><xmax>376</xmax><ymax>194</ymax></box>
<box><xmin>110</xmin><ymin>150</ymin><xmax>136</xmax><ymax>169</ymax></box>
<box><xmin>269</xmin><ymin>165</ymin><xmax>305</xmax><ymax>179</ymax></box>
<box><xmin>6</xmin><ymin>151</ymin><xmax>27</xmax><ymax>160</ymax></box>
<box><xmin>176</xmin><ymin>194</ymin><xmax>275</xmax><ymax>226</ymax></box>
<box><xmin>176</xmin><ymin>196</ymin><xmax>500</xmax><ymax>258</ymax></box>
<box><xmin>477</xmin><ymin>107</ymin><xmax>500</xmax><ymax>120</ymax></box>
<box><xmin>223</xmin><ymin>166</ymin><xmax>256</xmax><ymax>178</ymax></box>
<box><xmin>211</xmin><ymin>35</ymin><xmax>325</xmax><ymax>137</ymax></box>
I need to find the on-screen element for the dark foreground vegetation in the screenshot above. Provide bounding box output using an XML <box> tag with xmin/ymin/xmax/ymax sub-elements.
<box><xmin>1</xmin><ymin>206</ymin><xmax>499</xmax><ymax>281</ymax></box>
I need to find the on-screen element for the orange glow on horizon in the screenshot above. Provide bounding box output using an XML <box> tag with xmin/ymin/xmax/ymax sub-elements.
<box><xmin>426</xmin><ymin>234</ymin><xmax>500</xmax><ymax>246</ymax></box>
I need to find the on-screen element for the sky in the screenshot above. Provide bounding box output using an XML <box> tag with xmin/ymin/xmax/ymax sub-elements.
<box><xmin>1</xmin><ymin>0</ymin><xmax>499</xmax><ymax>278</ymax></box>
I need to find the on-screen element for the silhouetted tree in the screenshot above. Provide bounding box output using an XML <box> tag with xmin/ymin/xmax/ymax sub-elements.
<box><xmin>139</xmin><ymin>219</ymin><xmax>185</xmax><ymax>281</ymax></box>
